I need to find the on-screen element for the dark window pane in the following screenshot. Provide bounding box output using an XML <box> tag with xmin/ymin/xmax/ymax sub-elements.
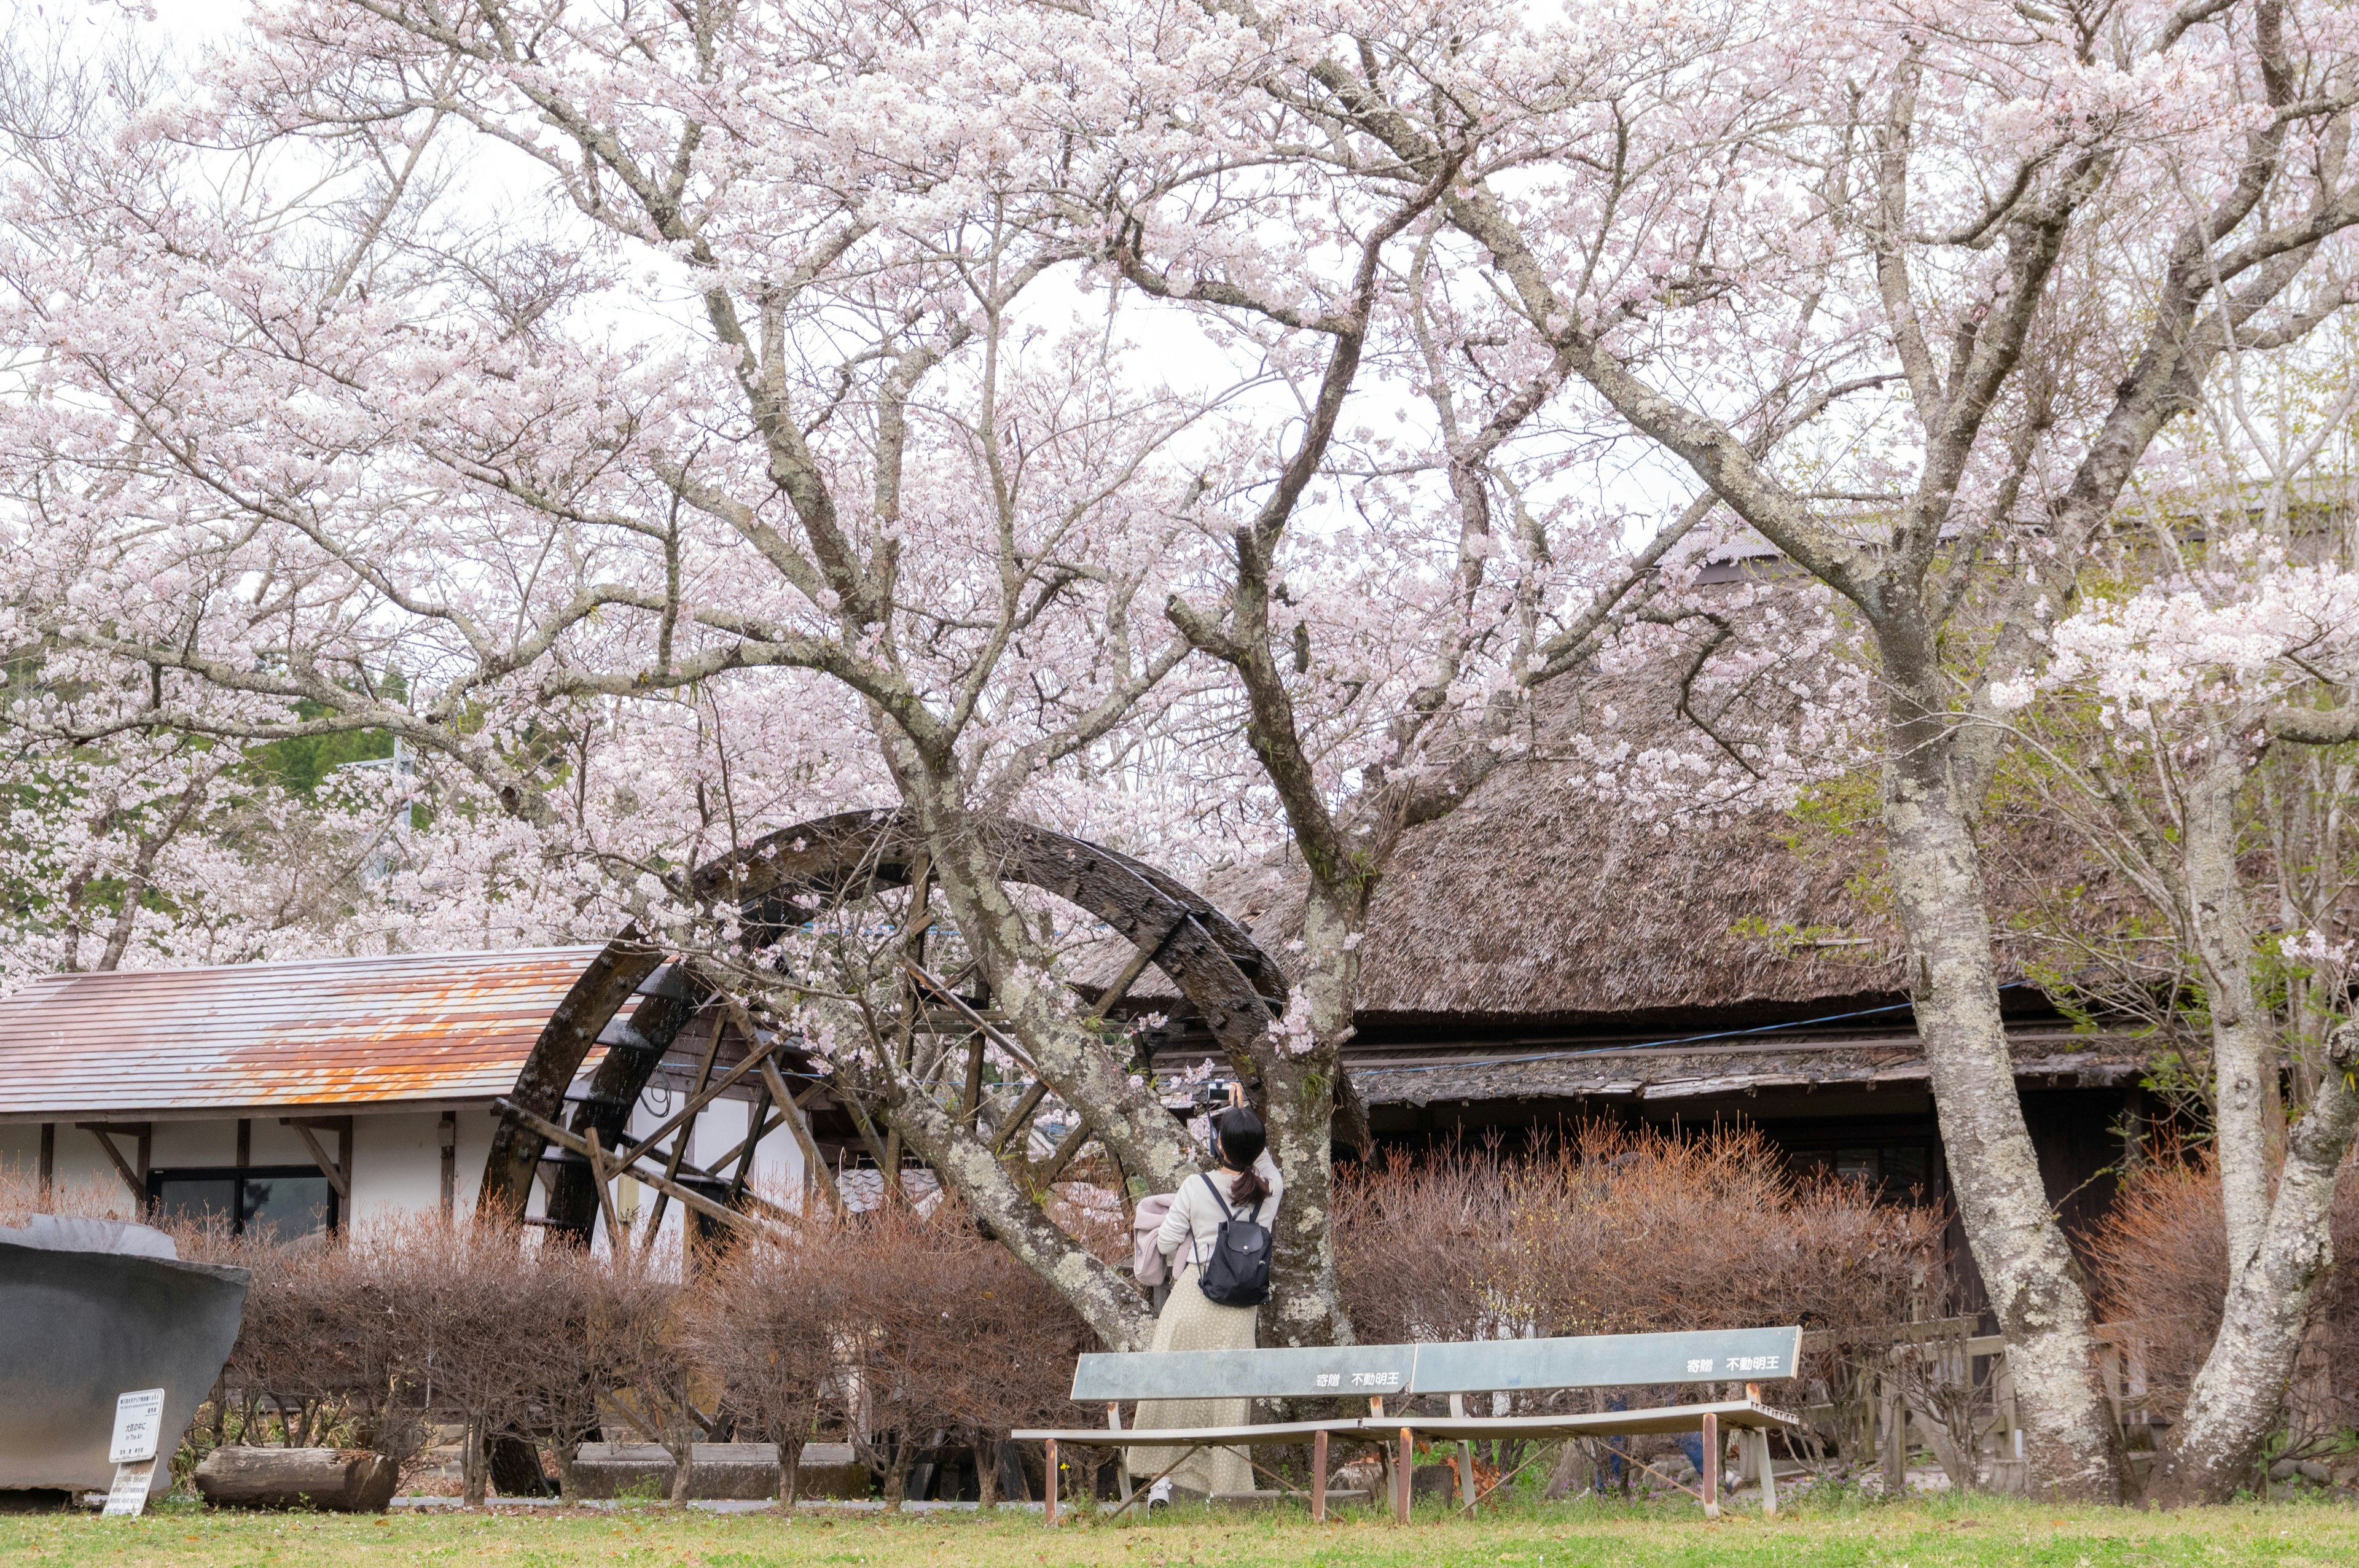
<box><xmin>153</xmin><ymin>1177</ymin><xmax>239</xmax><ymax>1229</ymax></box>
<box><xmin>1834</xmin><ymin>1148</ymin><xmax>1879</xmax><ymax>1184</ymax></box>
<box><xmin>243</xmin><ymin>1175</ymin><xmax>331</xmax><ymax>1242</ymax></box>
<box><xmin>1883</xmin><ymin>1145</ymin><xmax>1930</xmax><ymax>1196</ymax></box>
<box><xmin>1788</xmin><ymin>1150</ymin><xmax>1833</xmax><ymax>1180</ymax></box>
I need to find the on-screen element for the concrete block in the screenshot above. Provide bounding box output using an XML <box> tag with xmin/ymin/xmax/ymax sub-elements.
<box><xmin>570</xmin><ymin>1441</ymin><xmax>869</xmax><ymax>1502</ymax></box>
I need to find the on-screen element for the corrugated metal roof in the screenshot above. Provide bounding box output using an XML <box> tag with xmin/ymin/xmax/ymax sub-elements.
<box><xmin>0</xmin><ymin>948</ymin><xmax>610</xmax><ymax>1117</ymax></box>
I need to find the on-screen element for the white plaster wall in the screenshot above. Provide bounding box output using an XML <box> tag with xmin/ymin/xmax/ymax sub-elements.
<box><xmin>2</xmin><ymin>1106</ymin><xmax>499</xmax><ymax>1227</ymax></box>
<box><xmin>346</xmin><ymin>1109</ymin><xmax>496</xmax><ymax>1225</ymax></box>
<box><xmin>1</xmin><ymin>1121</ymin><xmax>147</xmax><ymax>1216</ymax></box>
<box><xmin>7</xmin><ymin>1089</ymin><xmax>804</xmax><ymax>1252</ymax></box>
<box><xmin>595</xmin><ymin>1088</ymin><xmax>808</xmax><ymax>1265</ymax></box>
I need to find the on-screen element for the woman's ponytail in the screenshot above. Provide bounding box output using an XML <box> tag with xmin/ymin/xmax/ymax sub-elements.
<box><xmin>1215</xmin><ymin>1107</ymin><xmax>1272</xmax><ymax>1207</ymax></box>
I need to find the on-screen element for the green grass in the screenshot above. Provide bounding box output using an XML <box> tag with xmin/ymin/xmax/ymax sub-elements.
<box><xmin>5</xmin><ymin>1492</ymin><xmax>2358</xmax><ymax>1567</ymax></box>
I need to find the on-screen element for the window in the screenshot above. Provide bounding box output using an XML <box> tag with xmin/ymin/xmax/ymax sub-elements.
<box><xmin>1787</xmin><ymin>1143</ymin><xmax>1935</xmax><ymax>1202</ymax></box>
<box><xmin>148</xmin><ymin>1166</ymin><xmax>337</xmax><ymax>1241</ymax></box>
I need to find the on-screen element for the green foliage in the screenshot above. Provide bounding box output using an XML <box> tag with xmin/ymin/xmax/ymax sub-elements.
<box><xmin>1783</xmin><ymin>771</ymin><xmax>1879</xmax><ymax>841</ymax></box>
<box><xmin>249</xmin><ymin>724</ymin><xmax>394</xmax><ymax>797</ymax></box>
<box><xmin>1728</xmin><ymin>914</ymin><xmax>1870</xmax><ymax>957</ymax></box>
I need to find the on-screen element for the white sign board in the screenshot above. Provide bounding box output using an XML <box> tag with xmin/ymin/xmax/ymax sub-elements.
<box><xmin>109</xmin><ymin>1388</ymin><xmax>166</xmax><ymax>1464</ymax></box>
<box><xmin>103</xmin><ymin>1458</ymin><xmax>156</xmax><ymax>1517</ymax></box>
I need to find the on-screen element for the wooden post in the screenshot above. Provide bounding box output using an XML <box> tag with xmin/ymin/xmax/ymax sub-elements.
<box><xmin>1108</xmin><ymin>1403</ymin><xmax>1130</xmax><ymax>1504</ymax></box>
<box><xmin>1447</xmin><ymin>1393</ymin><xmax>1477</xmax><ymax>1510</ymax></box>
<box><xmin>437</xmin><ymin>1110</ymin><xmax>456</xmax><ymax>1217</ymax></box>
<box><xmin>77</xmin><ymin>1123</ymin><xmax>152</xmax><ymax>1204</ymax></box>
<box><xmin>1312</xmin><ymin>1429</ymin><xmax>1328</xmax><ymax>1522</ymax></box>
<box><xmin>1700</xmin><ymin>1411</ymin><xmax>1719</xmax><ymax>1518</ymax></box>
<box><xmin>37</xmin><ymin>1123</ymin><xmax>53</xmax><ymax>1202</ymax></box>
<box><xmin>585</xmin><ymin>1127</ymin><xmax>624</xmax><ymax>1244</ymax></box>
<box><xmin>1879</xmin><ymin>1355</ymin><xmax>1907</xmax><ymax>1494</ymax></box>
<box><xmin>1396</xmin><ymin>1426</ymin><xmax>1413</xmax><ymax>1523</ymax></box>
<box><xmin>1043</xmin><ymin>1438</ymin><xmax>1058</xmax><ymax>1527</ymax></box>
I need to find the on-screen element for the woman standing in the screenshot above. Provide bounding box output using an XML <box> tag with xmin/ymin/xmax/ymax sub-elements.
<box><xmin>1127</xmin><ymin>1106</ymin><xmax>1282</xmax><ymax>1500</ymax></box>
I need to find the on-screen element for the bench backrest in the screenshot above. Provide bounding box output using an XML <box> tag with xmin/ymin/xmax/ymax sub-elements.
<box><xmin>1069</xmin><ymin>1325</ymin><xmax>1801</xmax><ymax>1402</ymax></box>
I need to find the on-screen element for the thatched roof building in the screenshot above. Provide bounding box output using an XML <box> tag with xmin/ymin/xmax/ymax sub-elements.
<box><xmin>1113</xmin><ymin>603</ymin><xmax>2148</xmax><ymax>1260</ymax></box>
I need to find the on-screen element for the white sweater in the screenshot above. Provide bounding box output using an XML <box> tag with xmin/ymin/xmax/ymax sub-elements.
<box><xmin>1155</xmin><ymin>1152</ymin><xmax>1283</xmax><ymax>1272</ymax></box>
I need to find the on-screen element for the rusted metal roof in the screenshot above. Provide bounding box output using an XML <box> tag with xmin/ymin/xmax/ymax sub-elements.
<box><xmin>0</xmin><ymin>948</ymin><xmax>612</xmax><ymax>1117</ymax></box>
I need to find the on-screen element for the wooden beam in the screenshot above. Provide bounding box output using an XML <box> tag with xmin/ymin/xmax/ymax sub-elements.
<box><xmin>755</xmin><ymin>1054</ymin><xmax>847</xmax><ymax>1216</ymax></box>
<box><xmin>989</xmin><ymin>1080</ymin><xmax>1053</xmax><ymax>1155</ymax></box>
<box><xmin>282</xmin><ymin>1117</ymin><xmax>351</xmax><ymax>1201</ymax></box>
<box><xmin>961</xmin><ymin>1030</ymin><xmax>987</xmax><ymax>1130</ymax></box>
<box><xmin>76</xmin><ymin>1123</ymin><xmax>147</xmax><ymax>1203</ymax></box>
<box><xmin>1095</xmin><ymin>915</ymin><xmax>1179</xmax><ymax>1019</ymax></box>
<box><xmin>494</xmin><ymin>1098</ymin><xmax>772</xmax><ymax>1239</ymax></box>
<box><xmin>729</xmin><ymin>1082</ymin><xmax>770</xmax><ymax>1203</ymax></box>
<box><xmin>898</xmin><ymin>957</ymin><xmax>1038</xmax><ymax>1072</ymax></box>
<box><xmin>1031</xmin><ymin>1117</ymin><xmax>1095</xmax><ymax>1188</ymax></box>
<box><xmin>585</xmin><ymin>1126</ymin><xmax>625</xmax><ymax>1244</ymax></box>
<box><xmin>643</xmin><ymin>1011</ymin><xmax>729</xmax><ymax>1246</ymax></box>
<box><xmin>610</xmin><ymin>1032</ymin><xmax>786</xmax><ymax>1169</ymax></box>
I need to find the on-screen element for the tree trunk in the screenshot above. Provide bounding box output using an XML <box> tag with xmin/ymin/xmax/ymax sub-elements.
<box><xmin>192</xmin><ymin>1446</ymin><xmax>399</xmax><ymax>1513</ymax></box>
<box><xmin>975</xmin><ymin>1433</ymin><xmax>1000</xmax><ymax>1510</ymax></box>
<box><xmin>1258</xmin><ymin>881</ymin><xmax>1363</xmax><ymax>1349</ymax></box>
<box><xmin>2182</xmin><ymin>741</ymin><xmax>2274</xmax><ymax>1266</ymax></box>
<box><xmin>777</xmin><ymin>1438</ymin><xmax>802</xmax><ymax>1508</ymax></box>
<box><xmin>880</xmin><ymin>1080</ymin><xmax>1156</xmax><ymax>1349</ymax></box>
<box><xmin>2145</xmin><ymin>1024</ymin><xmax>2359</xmax><ymax>1505</ymax></box>
<box><xmin>461</xmin><ymin>1417</ymin><xmax>488</xmax><ymax>1508</ymax></box>
<box><xmin>1879</xmin><ymin>643</ymin><xmax>2119</xmax><ymax>1500</ymax></box>
<box><xmin>1259</xmin><ymin>1051</ymin><xmax>1345</xmax><ymax>1348</ymax></box>
<box><xmin>553</xmin><ymin>1440</ymin><xmax>579</xmax><ymax>1505</ymax></box>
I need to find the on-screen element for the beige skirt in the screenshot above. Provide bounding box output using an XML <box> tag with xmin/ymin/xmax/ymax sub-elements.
<box><xmin>1124</xmin><ymin>1263</ymin><xmax>1258</xmax><ymax>1497</ymax></box>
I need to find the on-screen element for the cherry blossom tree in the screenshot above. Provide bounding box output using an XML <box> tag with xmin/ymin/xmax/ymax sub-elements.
<box><xmin>1988</xmin><ymin>362</ymin><xmax>2359</xmax><ymax>1500</ymax></box>
<box><xmin>1209</xmin><ymin>0</ymin><xmax>2359</xmax><ymax>1498</ymax></box>
<box><xmin>1080</xmin><ymin>0</ymin><xmax>1877</xmax><ymax>1347</ymax></box>
<box><xmin>0</xmin><ymin>0</ymin><xmax>1305</xmax><ymax>1349</ymax></box>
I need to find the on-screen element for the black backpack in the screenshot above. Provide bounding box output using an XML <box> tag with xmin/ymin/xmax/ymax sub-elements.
<box><xmin>1192</xmin><ymin>1172</ymin><xmax>1273</xmax><ymax>1307</ymax></box>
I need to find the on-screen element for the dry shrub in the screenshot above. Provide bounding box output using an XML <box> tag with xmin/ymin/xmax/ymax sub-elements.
<box><xmin>686</xmin><ymin>1217</ymin><xmax>848</xmax><ymax>1503</ymax></box>
<box><xmin>1338</xmin><ymin>1122</ymin><xmax>1942</xmax><ymax>1348</ymax></box>
<box><xmin>1331</xmin><ymin>1142</ymin><xmax>1529</xmax><ymax>1346</ymax></box>
<box><xmin>2087</xmin><ymin>1155</ymin><xmax>2359</xmax><ymax>1438</ymax></box>
<box><xmin>178</xmin><ymin>1214</ymin><xmax>685</xmax><ymax>1504</ymax></box>
<box><xmin>1511</xmin><ymin>1122</ymin><xmax>1942</xmax><ymax>1336</ymax></box>
<box><xmin>689</xmin><ymin>1199</ymin><xmax>1101</xmax><ymax>1508</ymax></box>
<box><xmin>0</xmin><ymin>1166</ymin><xmax>141</xmax><ymax>1226</ymax></box>
<box><xmin>180</xmin><ymin>1223</ymin><xmax>413</xmax><ymax>1458</ymax></box>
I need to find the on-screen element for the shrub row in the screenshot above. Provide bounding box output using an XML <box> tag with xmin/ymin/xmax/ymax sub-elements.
<box><xmin>65</xmin><ymin>1121</ymin><xmax>2337</xmax><ymax>1502</ymax></box>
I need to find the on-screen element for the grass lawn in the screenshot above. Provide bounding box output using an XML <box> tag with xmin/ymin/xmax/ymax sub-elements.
<box><xmin>5</xmin><ymin>1492</ymin><xmax>2358</xmax><ymax>1567</ymax></box>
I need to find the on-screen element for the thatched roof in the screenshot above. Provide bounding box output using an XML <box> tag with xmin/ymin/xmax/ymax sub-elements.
<box><xmin>1099</xmin><ymin>595</ymin><xmax>2122</xmax><ymax>1034</ymax></box>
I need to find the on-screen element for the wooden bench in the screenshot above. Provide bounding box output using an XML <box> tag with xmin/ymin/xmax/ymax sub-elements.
<box><xmin>1012</xmin><ymin>1325</ymin><xmax>1804</xmax><ymax>1523</ymax></box>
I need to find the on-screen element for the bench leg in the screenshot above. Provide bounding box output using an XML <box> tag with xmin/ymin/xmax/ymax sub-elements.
<box><xmin>1753</xmin><ymin>1430</ymin><xmax>1778</xmax><ymax>1516</ymax></box>
<box><xmin>1700</xmin><ymin>1413</ymin><xmax>1719</xmax><ymax>1519</ymax></box>
<box><xmin>1448</xmin><ymin>1393</ymin><xmax>1477</xmax><ymax>1511</ymax></box>
<box><xmin>1045</xmin><ymin>1438</ymin><xmax>1058</xmax><ymax>1527</ymax></box>
<box><xmin>1397</xmin><ymin>1426</ymin><xmax>1414</xmax><ymax>1523</ymax></box>
<box><xmin>1312</xmin><ymin>1429</ymin><xmax>1328</xmax><ymax>1522</ymax></box>
<box><xmin>1108</xmin><ymin>1403</ymin><xmax>1131</xmax><ymax>1505</ymax></box>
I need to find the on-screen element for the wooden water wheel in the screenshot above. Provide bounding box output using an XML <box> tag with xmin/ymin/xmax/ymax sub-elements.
<box><xmin>479</xmin><ymin>809</ymin><xmax>1285</xmax><ymax>1241</ymax></box>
